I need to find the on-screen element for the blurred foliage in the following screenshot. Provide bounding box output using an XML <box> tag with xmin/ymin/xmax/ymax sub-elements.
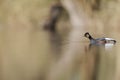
<box><xmin>0</xmin><ymin>0</ymin><xmax>58</xmax><ymax>27</ymax></box>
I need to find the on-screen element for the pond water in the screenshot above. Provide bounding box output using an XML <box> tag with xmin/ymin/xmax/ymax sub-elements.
<box><xmin>1</xmin><ymin>26</ymin><xmax>119</xmax><ymax>80</ymax></box>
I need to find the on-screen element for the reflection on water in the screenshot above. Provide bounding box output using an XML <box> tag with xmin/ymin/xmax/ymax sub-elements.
<box><xmin>48</xmin><ymin>31</ymin><xmax>62</xmax><ymax>57</ymax></box>
<box><xmin>0</xmin><ymin>26</ymin><xmax>118</xmax><ymax>80</ymax></box>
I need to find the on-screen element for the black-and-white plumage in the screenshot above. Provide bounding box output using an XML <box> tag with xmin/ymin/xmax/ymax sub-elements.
<box><xmin>84</xmin><ymin>32</ymin><xmax>116</xmax><ymax>45</ymax></box>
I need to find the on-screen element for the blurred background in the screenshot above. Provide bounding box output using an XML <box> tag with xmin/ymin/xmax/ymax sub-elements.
<box><xmin>0</xmin><ymin>0</ymin><xmax>120</xmax><ymax>80</ymax></box>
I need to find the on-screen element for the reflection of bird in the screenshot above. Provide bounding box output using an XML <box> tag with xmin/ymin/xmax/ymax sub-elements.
<box><xmin>84</xmin><ymin>32</ymin><xmax>116</xmax><ymax>45</ymax></box>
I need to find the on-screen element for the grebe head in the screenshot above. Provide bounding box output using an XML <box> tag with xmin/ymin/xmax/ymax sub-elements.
<box><xmin>84</xmin><ymin>32</ymin><xmax>93</xmax><ymax>40</ymax></box>
<box><xmin>84</xmin><ymin>32</ymin><xmax>90</xmax><ymax>38</ymax></box>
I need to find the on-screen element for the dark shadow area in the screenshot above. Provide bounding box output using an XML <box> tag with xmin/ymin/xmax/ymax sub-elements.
<box><xmin>92</xmin><ymin>0</ymin><xmax>100</xmax><ymax>10</ymax></box>
<box><xmin>44</xmin><ymin>2</ymin><xmax>63</xmax><ymax>32</ymax></box>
